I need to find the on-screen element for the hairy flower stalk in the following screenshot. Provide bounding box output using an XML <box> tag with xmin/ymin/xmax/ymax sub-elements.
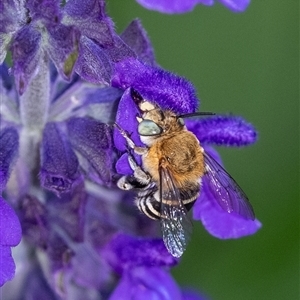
<box><xmin>20</xmin><ymin>54</ymin><xmax>50</xmax><ymax>130</ymax></box>
<box><xmin>0</xmin><ymin>0</ymin><xmax>259</xmax><ymax>298</ymax></box>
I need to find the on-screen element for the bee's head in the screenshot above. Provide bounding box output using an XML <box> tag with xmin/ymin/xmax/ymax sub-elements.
<box><xmin>130</xmin><ymin>88</ymin><xmax>186</xmax><ymax>145</ymax></box>
<box><xmin>137</xmin><ymin>107</ymin><xmax>185</xmax><ymax>145</ymax></box>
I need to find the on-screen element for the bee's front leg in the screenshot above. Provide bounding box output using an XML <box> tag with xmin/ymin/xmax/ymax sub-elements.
<box><xmin>115</xmin><ymin>123</ymin><xmax>151</xmax><ymax>187</ymax></box>
<box><xmin>114</xmin><ymin>122</ymin><xmax>148</xmax><ymax>155</ymax></box>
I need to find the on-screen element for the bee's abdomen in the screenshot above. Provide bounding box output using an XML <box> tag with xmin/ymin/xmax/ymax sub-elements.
<box><xmin>136</xmin><ymin>184</ymin><xmax>200</xmax><ymax>220</ymax></box>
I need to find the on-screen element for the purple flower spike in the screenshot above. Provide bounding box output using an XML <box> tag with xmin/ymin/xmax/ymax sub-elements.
<box><xmin>0</xmin><ymin>127</ymin><xmax>19</xmax><ymax>191</ymax></box>
<box><xmin>186</xmin><ymin>115</ymin><xmax>257</xmax><ymax>146</ymax></box>
<box><xmin>109</xmin><ymin>267</ymin><xmax>182</xmax><ymax>300</ymax></box>
<box><xmin>104</xmin><ymin>233</ymin><xmax>178</xmax><ymax>275</ymax></box>
<box><xmin>40</xmin><ymin>122</ymin><xmax>80</xmax><ymax>195</ymax></box>
<box><xmin>112</xmin><ymin>58</ymin><xmax>199</xmax><ymax>114</ymax></box>
<box><xmin>135</xmin><ymin>0</ymin><xmax>250</xmax><ymax>13</ymax></box>
<box><xmin>0</xmin><ymin>197</ymin><xmax>22</xmax><ymax>286</ymax></box>
<box><xmin>66</xmin><ymin>117</ymin><xmax>113</xmax><ymax>185</ymax></box>
<box><xmin>193</xmin><ymin>147</ymin><xmax>261</xmax><ymax>239</ymax></box>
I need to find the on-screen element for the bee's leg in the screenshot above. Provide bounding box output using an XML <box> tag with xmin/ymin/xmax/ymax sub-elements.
<box><xmin>114</xmin><ymin>123</ymin><xmax>148</xmax><ymax>155</ymax></box>
<box><xmin>117</xmin><ymin>152</ymin><xmax>150</xmax><ymax>190</ymax></box>
<box><xmin>127</xmin><ymin>151</ymin><xmax>151</xmax><ymax>185</ymax></box>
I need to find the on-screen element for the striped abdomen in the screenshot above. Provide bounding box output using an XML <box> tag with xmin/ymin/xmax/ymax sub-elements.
<box><xmin>136</xmin><ymin>183</ymin><xmax>200</xmax><ymax>220</ymax></box>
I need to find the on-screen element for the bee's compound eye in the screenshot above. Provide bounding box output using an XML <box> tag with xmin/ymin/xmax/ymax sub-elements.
<box><xmin>138</xmin><ymin>120</ymin><xmax>163</xmax><ymax>136</ymax></box>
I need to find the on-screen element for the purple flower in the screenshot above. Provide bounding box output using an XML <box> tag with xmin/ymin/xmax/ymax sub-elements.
<box><xmin>1</xmin><ymin>5</ymin><xmax>197</xmax><ymax>296</ymax></box>
<box><xmin>0</xmin><ymin>0</ymin><xmax>258</xmax><ymax>297</ymax></box>
<box><xmin>135</xmin><ymin>0</ymin><xmax>251</xmax><ymax>14</ymax></box>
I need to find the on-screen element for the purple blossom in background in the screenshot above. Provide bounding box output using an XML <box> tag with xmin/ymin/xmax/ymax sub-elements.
<box><xmin>0</xmin><ymin>0</ymin><xmax>259</xmax><ymax>298</ymax></box>
<box><xmin>135</xmin><ymin>0</ymin><xmax>251</xmax><ymax>14</ymax></box>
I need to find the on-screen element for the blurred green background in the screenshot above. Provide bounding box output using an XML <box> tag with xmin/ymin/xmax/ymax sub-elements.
<box><xmin>107</xmin><ymin>1</ymin><xmax>299</xmax><ymax>299</ymax></box>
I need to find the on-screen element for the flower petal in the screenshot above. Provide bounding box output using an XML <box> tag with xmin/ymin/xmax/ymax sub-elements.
<box><xmin>26</xmin><ymin>0</ymin><xmax>61</xmax><ymax>25</ymax></box>
<box><xmin>0</xmin><ymin>197</ymin><xmax>21</xmax><ymax>286</ymax></box>
<box><xmin>135</xmin><ymin>0</ymin><xmax>209</xmax><ymax>14</ymax></box>
<box><xmin>46</xmin><ymin>24</ymin><xmax>80</xmax><ymax>80</ymax></box>
<box><xmin>75</xmin><ymin>36</ymin><xmax>112</xmax><ymax>84</ymax></box>
<box><xmin>0</xmin><ymin>127</ymin><xmax>19</xmax><ymax>191</ymax></box>
<box><xmin>63</xmin><ymin>0</ymin><xmax>114</xmax><ymax>46</ymax></box>
<box><xmin>218</xmin><ymin>0</ymin><xmax>251</xmax><ymax>12</ymax></box>
<box><xmin>113</xmin><ymin>88</ymin><xmax>143</xmax><ymax>151</ymax></box>
<box><xmin>18</xmin><ymin>195</ymin><xmax>48</xmax><ymax>248</ymax></box>
<box><xmin>121</xmin><ymin>19</ymin><xmax>155</xmax><ymax>66</ymax></box>
<box><xmin>0</xmin><ymin>63</ymin><xmax>13</xmax><ymax>91</ymax></box>
<box><xmin>66</xmin><ymin>117</ymin><xmax>113</xmax><ymax>185</ymax></box>
<box><xmin>0</xmin><ymin>245</ymin><xmax>16</xmax><ymax>287</ymax></box>
<box><xmin>10</xmin><ymin>25</ymin><xmax>41</xmax><ymax>95</ymax></box>
<box><xmin>0</xmin><ymin>0</ymin><xmax>25</xmax><ymax>63</ymax></box>
<box><xmin>70</xmin><ymin>243</ymin><xmax>111</xmax><ymax>289</ymax></box>
<box><xmin>73</xmin><ymin>86</ymin><xmax>122</xmax><ymax>123</ymax></box>
<box><xmin>46</xmin><ymin>181</ymin><xmax>87</xmax><ymax>244</ymax></box>
<box><xmin>40</xmin><ymin>122</ymin><xmax>80</xmax><ymax>195</ymax></box>
<box><xmin>112</xmin><ymin>58</ymin><xmax>199</xmax><ymax>114</ymax></box>
<box><xmin>109</xmin><ymin>267</ymin><xmax>181</xmax><ymax>300</ymax></box>
<box><xmin>193</xmin><ymin>147</ymin><xmax>261</xmax><ymax>238</ymax></box>
<box><xmin>186</xmin><ymin>115</ymin><xmax>257</xmax><ymax>146</ymax></box>
<box><xmin>135</xmin><ymin>0</ymin><xmax>249</xmax><ymax>13</ymax></box>
<box><xmin>104</xmin><ymin>233</ymin><xmax>177</xmax><ymax>274</ymax></box>
<box><xmin>104</xmin><ymin>34</ymin><xmax>136</xmax><ymax>63</ymax></box>
<box><xmin>0</xmin><ymin>196</ymin><xmax>22</xmax><ymax>246</ymax></box>
<box><xmin>182</xmin><ymin>289</ymin><xmax>208</xmax><ymax>300</ymax></box>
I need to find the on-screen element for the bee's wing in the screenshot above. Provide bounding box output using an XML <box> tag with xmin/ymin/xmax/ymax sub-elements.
<box><xmin>159</xmin><ymin>164</ymin><xmax>193</xmax><ymax>258</ymax></box>
<box><xmin>203</xmin><ymin>151</ymin><xmax>255</xmax><ymax>220</ymax></box>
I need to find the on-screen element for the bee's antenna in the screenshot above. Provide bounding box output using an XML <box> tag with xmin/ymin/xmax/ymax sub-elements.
<box><xmin>178</xmin><ymin>112</ymin><xmax>216</xmax><ymax>119</ymax></box>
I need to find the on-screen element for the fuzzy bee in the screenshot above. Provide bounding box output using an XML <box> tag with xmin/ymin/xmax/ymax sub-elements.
<box><xmin>115</xmin><ymin>89</ymin><xmax>255</xmax><ymax>257</ymax></box>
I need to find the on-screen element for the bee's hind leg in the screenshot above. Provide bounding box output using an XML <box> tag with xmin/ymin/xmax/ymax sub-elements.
<box><xmin>117</xmin><ymin>152</ymin><xmax>151</xmax><ymax>190</ymax></box>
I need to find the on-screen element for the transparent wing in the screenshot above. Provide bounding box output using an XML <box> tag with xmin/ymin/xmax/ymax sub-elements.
<box><xmin>204</xmin><ymin>151</ymin><xmax>255</xmax><ymax>220</ymax></box>
<box><xmin>159</xmin><ymin>164</ymin><xmax>193</xmax><ymax>257</ymax></box>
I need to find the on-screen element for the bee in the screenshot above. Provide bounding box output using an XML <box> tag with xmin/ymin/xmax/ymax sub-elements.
<box><xmin>115</xmin><ymin>89</ymin><xmax>255</xmax><ymax>257</ymax></box>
